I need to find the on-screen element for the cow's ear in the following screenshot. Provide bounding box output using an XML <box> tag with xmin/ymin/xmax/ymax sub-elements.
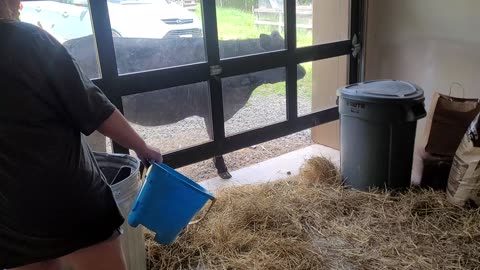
<box><xmin>260</xmin><ymin>34</ymin><xmax>272</xmax><ymax>50</ymax></box>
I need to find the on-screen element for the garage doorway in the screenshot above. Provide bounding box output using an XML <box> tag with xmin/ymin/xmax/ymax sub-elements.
<box><xmin>20</xmin><ymin>0</ymin><xmax>363</xmax><ymax>171</ymax></box>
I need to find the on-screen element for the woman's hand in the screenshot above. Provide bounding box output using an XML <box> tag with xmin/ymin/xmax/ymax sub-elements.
<box><xmin>98</xmin><ymin>110</ymin><xmax>163</xmax><ymax>165</ymax></box>
<box><xmin>135</xmin><ymin>144</ymin><xmax>163</xmax><ymax>165</ymax></box>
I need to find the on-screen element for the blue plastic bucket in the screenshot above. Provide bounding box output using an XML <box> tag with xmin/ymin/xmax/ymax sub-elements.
<box><xmin>128</xmin><ymin>163</ymin><xmax>216</xmax><ymax>245</ymax></box>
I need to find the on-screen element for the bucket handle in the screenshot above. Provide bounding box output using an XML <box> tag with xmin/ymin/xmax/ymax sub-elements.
<box><xmin>188</xmin><ymin>197</ymin><xmax>217</xmax><ymax>225</ymax></box>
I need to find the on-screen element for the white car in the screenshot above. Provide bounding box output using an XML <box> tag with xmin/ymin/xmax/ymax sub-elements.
<box><xmin>20</xmin><ymin>0</ymin><xmax>203</xmax><ymax>43</ymax></box>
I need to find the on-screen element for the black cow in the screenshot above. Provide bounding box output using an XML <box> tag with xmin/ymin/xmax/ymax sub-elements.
<box><xmin>64</xmin><ymin>31</ymin><xmax>306</xmax><ymax>179</ymax></box>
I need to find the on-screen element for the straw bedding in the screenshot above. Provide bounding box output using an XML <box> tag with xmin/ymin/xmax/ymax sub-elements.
<box><xmin>145</xmin><ymin>157</ymin><xmax>480</xmax><ymax>270</ymax></box>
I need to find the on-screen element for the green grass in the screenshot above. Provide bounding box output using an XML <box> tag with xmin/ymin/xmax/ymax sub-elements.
<box><xmin>196</xmin><ymin>6</ymin><xmax>314</xmax><ymax>99</ymax></box>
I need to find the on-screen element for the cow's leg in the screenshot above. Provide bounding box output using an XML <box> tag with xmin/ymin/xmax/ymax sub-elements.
<box><xmin>205</xmin><ymin>117</ymin><xmax>232</xmax><ymax>179</ymax></box>
<box><xmin>213</xmin><ymin>155</ymin><xmax>231</xmax><ymax>179</ymax></box>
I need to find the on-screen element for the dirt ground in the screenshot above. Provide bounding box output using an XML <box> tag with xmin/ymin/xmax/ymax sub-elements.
<box><xmin>107</xmin><ymin>94</ymin><xmax>316</xmax><ymax>181</ymax></box>
<box><xmin>177</xmin><ymin>129</ymin><xmax>312</xmax><ymax>181</ymax></box>
<box><xmin>127</xmin><ymin>95</ymin><xmax>312</xmax><ymax>181</ymax></box>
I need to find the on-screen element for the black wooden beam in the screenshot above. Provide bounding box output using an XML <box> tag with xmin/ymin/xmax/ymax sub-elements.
<box><xmin>163</xmin><ymin>107</ymin><xmax>339</xmax><ymax>168</ymax></box>
<box><xmin>202</xmin><ymin>1</ymin><xmax>226</xmax><ymax>153</ymax></box>
<box><xmin>285</xmin><ymin>0</ymin><xmax>297</xmax><ymax>121</ymax></box>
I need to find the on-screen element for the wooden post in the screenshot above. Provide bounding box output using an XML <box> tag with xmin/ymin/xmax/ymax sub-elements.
<box><xmin>86</xmin><ymin>131</ymin><xmax>107</xmax><ymax>152</ymax></box>
<box><xmin>310</xmin><ymin>0</ymin><xmax>349</xmax><ymax>150</ymax></box>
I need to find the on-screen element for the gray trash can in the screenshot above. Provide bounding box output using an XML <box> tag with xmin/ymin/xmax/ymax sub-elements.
<box><xmin>338</xmin><ymin>80</ymin><xmax>427</xmax><ymax>190</ymax></box>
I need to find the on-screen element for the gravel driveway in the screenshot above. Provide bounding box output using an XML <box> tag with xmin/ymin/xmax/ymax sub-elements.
<box><xmin>123</xmin><ymin>94</ymin><xmax>316</xmax><ymax>181</ymax></box>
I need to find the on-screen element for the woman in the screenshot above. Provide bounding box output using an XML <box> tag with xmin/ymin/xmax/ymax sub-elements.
<box><xmin>0</xmin><ymin>0</ymin><xmax>163</xmax><ymax>269</ymax></box>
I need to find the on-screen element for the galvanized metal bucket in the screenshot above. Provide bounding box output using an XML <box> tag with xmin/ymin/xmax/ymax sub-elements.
<box><xmin>94</xmin><ymin>152</ymin><xmax>146</xmax><ymax>270</ymax></box>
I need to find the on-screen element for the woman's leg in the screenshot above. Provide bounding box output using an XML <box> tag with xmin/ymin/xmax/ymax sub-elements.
<box><xmin>59</xmin><ymin>237</ymin><xmax>127</xmax><ymax>270</ymax></box>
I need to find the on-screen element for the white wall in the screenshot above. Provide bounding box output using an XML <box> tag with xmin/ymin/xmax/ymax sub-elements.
<box><xmin>365</xmin><ymin>0</ymin><xmax>480</xmax><ymax>145</ymax></box>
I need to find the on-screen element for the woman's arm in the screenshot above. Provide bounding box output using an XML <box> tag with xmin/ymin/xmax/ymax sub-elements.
<box><xmin>29</xmin><ymin>28</ymin><xmax>162</xmax><ymax>164</ymax></box>
<box><xmin>98</xmin><ymin>110</ymin><xmax>162</xmax><ymax>164</ymax></box>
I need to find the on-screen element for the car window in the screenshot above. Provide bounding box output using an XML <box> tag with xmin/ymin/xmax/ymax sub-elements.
<box><xmin>61</xmin><ymin>0</ymin><xmax>88</xmax><ymax>6</ymax></box>
<box><xmin>72</xmin><ymin>0</ymin><xmax>88</xmax><ymax>6</ymax></box>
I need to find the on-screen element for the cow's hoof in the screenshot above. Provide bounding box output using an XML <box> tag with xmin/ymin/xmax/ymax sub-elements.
<box><xmin>218</xmin><ymin>171</ymin><xmax>232</xmax><ymax>179</ymax></box>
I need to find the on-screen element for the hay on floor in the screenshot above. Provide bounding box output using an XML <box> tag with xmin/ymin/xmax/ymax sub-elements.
<box><xmin>145</xmin><ymin>157</ymin><xmax>480</xmax><ymax>270</ymax></box>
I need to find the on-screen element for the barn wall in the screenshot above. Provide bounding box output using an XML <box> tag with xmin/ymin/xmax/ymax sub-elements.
<box><xmin>310</xmin><ymin>0</ymin><xmax>350</xmax><ymax>150</ymax></box>
<box><xmin>312</xmin><ymin>0</ymin><xmax>480</xmax><ymax>150</ymax></box>
<box><xmin>364</xmin><ymin>0</ymin><xmax>480</xmax><ymax>146</ymax></box>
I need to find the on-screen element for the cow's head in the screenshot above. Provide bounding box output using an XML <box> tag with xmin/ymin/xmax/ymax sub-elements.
<box><xmin>259</xmin><ymin>31</ymin><xmax>285</xmax><ymax>52</ymax></box>
<box><xmin>248</xmin><ymin>31</ymin><xmax>306</xmax><ymax>85</ymax></box>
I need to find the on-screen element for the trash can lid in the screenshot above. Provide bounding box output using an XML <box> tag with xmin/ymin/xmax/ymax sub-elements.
<box><xmin>338</xmin><ymin>80</ymin><xmax>424</xmax><ymax>102</ymax></box>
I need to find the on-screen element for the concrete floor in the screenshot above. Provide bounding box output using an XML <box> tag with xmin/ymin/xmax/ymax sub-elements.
<box><xmin>199</xmin><ymin>144</ymin><xmax>340</xmax><ymax>192</ymax></box>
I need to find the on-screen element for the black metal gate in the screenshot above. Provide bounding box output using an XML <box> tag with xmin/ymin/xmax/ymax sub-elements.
<box><xmin>26</xmin><ymin>0</ymin><xmax>364</xmax><ymax>169</ymax></box>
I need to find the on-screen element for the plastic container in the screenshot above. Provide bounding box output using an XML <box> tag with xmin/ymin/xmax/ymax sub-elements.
<box><xmin>128</xmin><ymin>163</ymin><xmax>216</xmax><ymax>245</ymax></box>
<box><xmin>338</xmin><ymin>80</ymin><xmax>427</xmax><ymax>190</ymax></box>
